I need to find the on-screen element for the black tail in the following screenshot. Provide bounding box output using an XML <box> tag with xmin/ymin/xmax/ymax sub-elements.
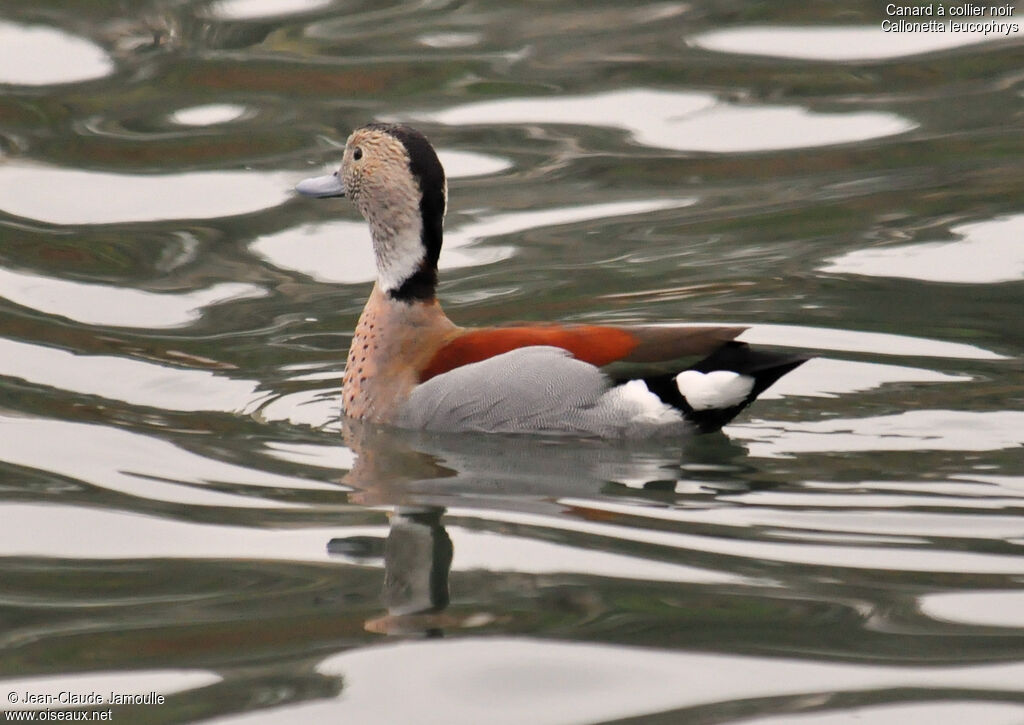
<box><xmin>639</xmin><ymin>342</ymin><xmax>809</xmax><ymax>434</ymax></box>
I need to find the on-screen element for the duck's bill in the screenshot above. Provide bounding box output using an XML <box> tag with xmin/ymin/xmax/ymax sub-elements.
<box><xmin>295</xmin><ymin>172</ymin><xmax>345</xmax><ymax>198</ymax></box>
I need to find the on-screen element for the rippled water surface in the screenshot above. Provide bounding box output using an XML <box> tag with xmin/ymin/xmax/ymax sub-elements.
<box><xmin>2</xmin><ymin>1</ymin><xmax>1023</xmax><ymax>723</ymax></box>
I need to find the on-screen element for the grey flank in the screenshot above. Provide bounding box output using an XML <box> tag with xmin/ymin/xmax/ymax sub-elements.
<box><xmin>397</xmin><ymin>347</ymin><xmax>689</xmax><ymax>437</ymax></box>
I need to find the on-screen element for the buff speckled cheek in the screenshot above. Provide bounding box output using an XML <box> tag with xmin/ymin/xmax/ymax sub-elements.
<box><xmin>343</xmin><ymin>130</ymin><xmax>417</xmax><ymax>205</ymax></box>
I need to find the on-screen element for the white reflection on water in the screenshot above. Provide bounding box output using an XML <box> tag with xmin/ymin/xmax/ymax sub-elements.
<box><xmin>0</xmin><ymin>266</ymin><xmax>265</xmax><ymax>329</ymax></box>
<box><xmin>952</xmin><ymin>472</ymin><xmax>1024</xmax><ymax>495</ymax></box>
<box><xmin>255</xmin><ymin>199</ymin><xmax>687</xmax><ymax>283</ymax></box>
<box><xmin>0</xmin><ymin>504</ymin><xmax>364</xmax><ymax>559</ymax></box>
<box><xmin>920</xmin><ymin>590</ymin><xmax>1024</xmax><ymax>628</ymax></box>
<box><xmin>169</xmin><ymin>103</ymin><xmax>249</xmax><ymax>126</ymax></box>
<box><xmin>0</xmin><ymin>670</ymin><xmax>220</xmax><ymax>712</ymax></box>
<box><xmin>0</xmin><ymin>338</ymin><xmax>261</xmax><ymax>413</ymax></box>
<box><xmin>203</xmin><ymin>637</ymin><xmax>1024</xmax><ymax>724</ymax></box>
<box><xmin>448</xmin><ymin>528</ymin><xmax>749</xmax><ymax>585</ymax></box>
<box><xmin>410</xmin><ymin>89</ymin><xmax>915</xmax><ymax>152</ymax></box>
<box><xmin>262</xmin><ymin>440</ymin><xmax>355</xmax><ymax>469</ymax></box>
<box><xmin>733</xmin><ymin>410</ymin><xmax>1024</xmax><ymax>457</ymax></box>
<box><xmin>251</xmin><ymin>220</ymin><xmax>383</xmax><ymax>283</ymax></box>
<box><xmin>564</xmin><ymin>497</ymin><xmax>1024</xmax><ymax>540</ymax></box>
<box><xmin>822</xmin><ymin>214</ymin><xmax>1024</xmax><ymax>284</ymax></box>
<box><xmin>728</xmin><ymin>478</ymin><xmax>1024</xmax><ymax>509</ymax></box>
<box><xmin>435</xmin><ymin>149</ymin><xmax>514</xmax><ymax>177</ymax></box>
<box><xmin>470</xmin><ymin>508</ymin><xmax>1024</xmax><ymax>575</ymax></box>
<box><xmin>250</xmin><ymin>387</ymin><xmax>342</xmax><ymax>429</ymax></box>
<box><xmin>0</xmin><ymin>414</ymin><xmax>336</xmax><ymax>507</ymax></box>
<box><xmin>0</xmin><ymin>164</ymin><xmax>295</xmax><ymax>225</ymax></box>
<box><xmin>737</xmin><ymin>701</ymin><xmax>1024</xmax><ymax>725</ymax></box>
<box><xmin>691</xmin><ymin>24</ymin><xmax>1024</xmax><ymax>62</ymax></box>
<box><xmin>0</xmin><ymin>504</ymin><xmax>739</xmax><ymax>585</ymax></box>
<box><xmin>0</xmin><ymin>21</ymin><xmax>114</xmax><ymax>86</ymax></box>
<box><xmin>206</xmin><ymin>0</ymin><xmax>332</xmax><ymax>20</ymax></box>
<box><xmin>758</xmin><ymin>357</ymin><xmax>970</xmax><ymax>400</ymax></box>
<box><xmin>417</xmin><ymin>31</ymin><xmax>482</xmax><ymax>48</ymax></box>
<box><xmin>737</xmin><ymin>323</ymin><xmax>1004</xmax><ymax>360</ymax></box>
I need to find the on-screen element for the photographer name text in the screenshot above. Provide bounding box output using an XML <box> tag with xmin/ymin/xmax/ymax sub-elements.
<box><xmin>9</xmin><ymin>691</ymin><xmax>165</xmax><ymax>706</ymax></box>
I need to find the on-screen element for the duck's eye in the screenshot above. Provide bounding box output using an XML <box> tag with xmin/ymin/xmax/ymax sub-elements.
<box><xmin>352</xmin><ymin>147</ymin><xmax>363</xmax><ymax>161</ymax></box>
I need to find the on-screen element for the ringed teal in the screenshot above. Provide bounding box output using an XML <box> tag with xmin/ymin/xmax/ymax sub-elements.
<box><xmin>296</xmin><ymin>123</ymin><xmax>808</xmax><ymax>436</ymax></box>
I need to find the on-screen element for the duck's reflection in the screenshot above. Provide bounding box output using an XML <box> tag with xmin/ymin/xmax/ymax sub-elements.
<box><xmin>381</xmin><ymin>508</ymin><xmax>452</xmax><ymax>617</ymax></box>
<box><xmin>329</xmin><ymin>506</ymin><xmax>453</xmax><ymax>637</ymax></box>
<box><xmin>338</xmin><ymin>419</ymin><xmax>757</xmax><ymax>506</ymax></box>
<box><xmin>330</xmin><ymin>419</ymin><xmax>761</xmax><ymax>636</ymax></box>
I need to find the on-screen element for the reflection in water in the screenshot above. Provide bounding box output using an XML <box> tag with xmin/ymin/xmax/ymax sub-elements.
<box><xmin>0</xmin><ymin>21</ymin><xmax>114</xmax><ymax>86</ymax></box>
<box><xmin>338</xmin><ymin>418</ymin><xmax>759</xmax><ymax>512</ymax></box>
<box><xmin>821</xmin><ymin>214</ymin><xmax>1024</xmax><ymax>284</ymax></box>
<box><xmin>735</xmin><ymin>410</ymin><xmax>1024</xmax><ymax>458</ymax></box>
<box><xmin>0</xmin><ymin>337</ymin><xmax>262</xmax><ymax>412</ymax></box>
<box><xmin>169</xmin><ymin>103</ymin><xmax>250</xmax><ymax>126</ymax></box>
<box><xmin>0</xmin><ymin>164</ymin><xmax>296</xmax><ymax>225</ymax></box>
<box><xmin>308</xmin><ymin>639</ymin><xmax>1024</xmax><ymax>725</ymax></box>
<box><xmin>691</xmin><ymin>24</ymin><xmax>1024</xmax><ymax>62</ymax></box>
<box><xmin>411</xmin><ymin>89</ymin><xmax>915</xmax><ymax>152</ymax></box>
<box><xmin>330</xmin><ymin>507</ymin><xmax>453</xmax><ymax>637</ymax></box>
<box><xmin>0</xmin><ymin>266</ymin><xmax>266</xmax><ymax>329</ymax></box>
<box><xmin>0</xmin><ymin>413</ymin><xmax>335</xmax><ymax>508</ymax></box>
<box><xmin>206</xmin><ymin>0</ymin><xmax>333</xmax><ymax>21</ymax></box>
<box><xmin>331</xmin><ymin>423</ymin><xmax>454</xmax><ymax>637</ymax></box>
<box><xmin>380</xmin><ymin>510</ymin><xmax>452</xmax><ymax>618</ymax></box>
<box><xmin>920</xmin><ymin>590</ymin><xmax>1024</xmax><ymax>629</ymax></box>
<box><xmin>737</xmin><ymin>323</ymin><xmax>1004</xmax><ymax>360</ymax></box>
<box><xmin>736</xmin><ymin>701</ymin><xmax>1024</xmax><ymax>725</ymax></box>
<box><xmin>417</xmin><ymin>31</ymin><xmax>483</xmax><ymax>49</ymax></box>
<box><xmin>757</xmin><ymin>356</ymin><xmax>970</xmax><ymax>400</ymax></box>
<box><xmin>331</xmin><ymin>419</ymin><xmax>765</xmax><ymax>637</ymax></box>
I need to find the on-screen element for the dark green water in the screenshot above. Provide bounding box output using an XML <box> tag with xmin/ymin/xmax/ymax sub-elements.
<box><xmin>1</xmin><ymin>1</ymin><xmax>1023</xmax><ymax>723</ymax></box>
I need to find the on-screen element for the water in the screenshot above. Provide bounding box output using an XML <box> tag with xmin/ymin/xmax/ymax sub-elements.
<box><xmin>1</xmin><ymin>1</ymin><xmax>1023</xmax><ymax>723</ymax></box>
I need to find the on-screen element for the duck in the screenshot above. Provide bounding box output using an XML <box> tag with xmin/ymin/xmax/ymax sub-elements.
<box><xmin>296</xmin><ymin>123</ymin><xmax>808</xmax><ymax>437</ymax></box>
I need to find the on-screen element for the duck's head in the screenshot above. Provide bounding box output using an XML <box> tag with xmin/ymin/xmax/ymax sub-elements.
<box><xmin>296</xmin><ymin>123</ymin><xmax>447</xmax><ymax>302</ymax></box>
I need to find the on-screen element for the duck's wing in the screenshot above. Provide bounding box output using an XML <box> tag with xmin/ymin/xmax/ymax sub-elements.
<box><xmin>399</xmin><ymin>346</ymin><xmax>686</xmax><ymax>436</ymax></box>
<box><xmin>405</xmin><ymin>325</ymin><xmax>809</xmax><ymax>436</ymax></box>
<box><xmin>418</xmin><ymin>324</ymin><xmax>746</xmax><ymax>382</ymax></box>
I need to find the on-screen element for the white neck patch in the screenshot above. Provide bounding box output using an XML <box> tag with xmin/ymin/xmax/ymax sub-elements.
<box><xmin>373</xmin><ymin>223</ymin><xmax>425</xmax><ymax>295</ymax></box>
<box><xmin>357</xmin><ymin>182</ymin><xmax>426</xmax><ymax>295</ymax></box>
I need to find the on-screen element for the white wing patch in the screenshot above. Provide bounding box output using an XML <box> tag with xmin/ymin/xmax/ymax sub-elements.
<box><xmin>675</xmin><ymin>370</ymin><xmax>754</xmax><ymax>411</ymax></box>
